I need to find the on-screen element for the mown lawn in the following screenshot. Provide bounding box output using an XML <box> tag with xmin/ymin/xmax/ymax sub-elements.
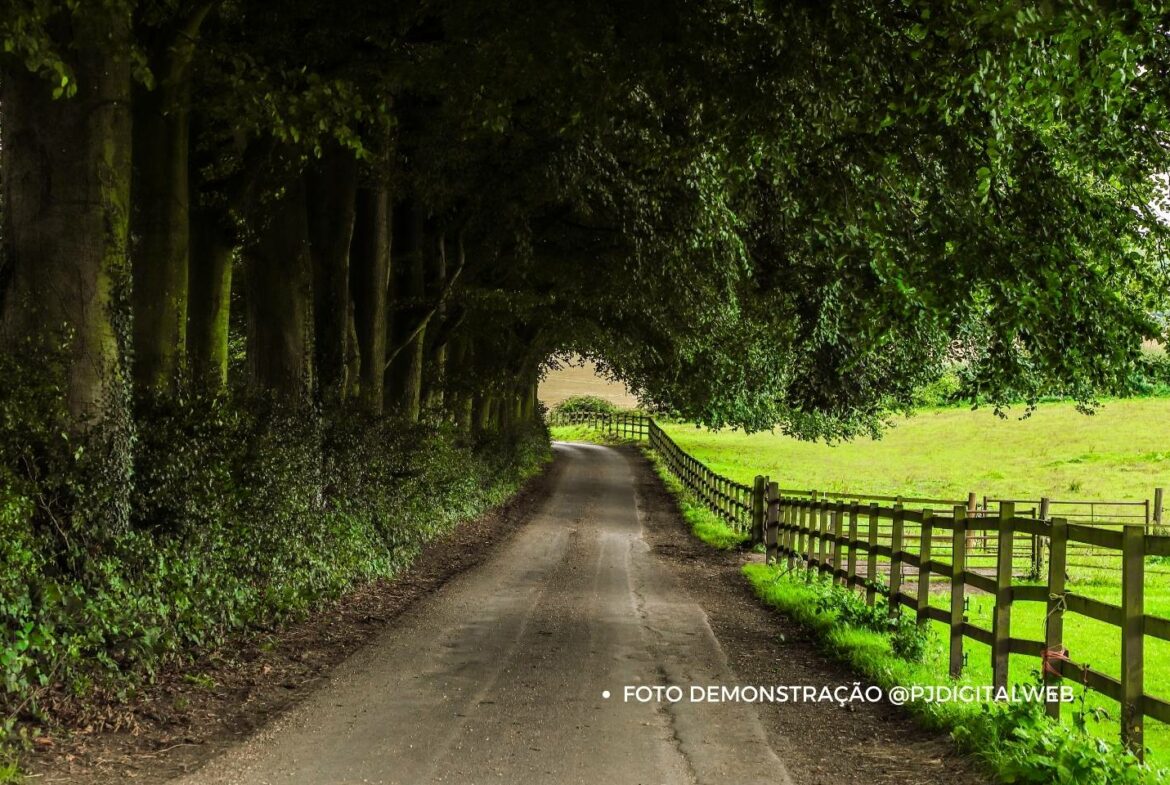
<box><xmin>658</xmin><ymin>399</ymin><xmax>1170</xmax><ymax>764</ymax></box>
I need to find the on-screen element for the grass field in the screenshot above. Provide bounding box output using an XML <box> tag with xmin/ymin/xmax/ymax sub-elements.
<box><xmin>649</xmin><ymin>399</ymin><xmax>1170</xmax><ymax>765</ymax></box>
<box><xmin>659</xmin><ymin>398</ymin><xmax>1170</xmax><ymax>506</ymax></box>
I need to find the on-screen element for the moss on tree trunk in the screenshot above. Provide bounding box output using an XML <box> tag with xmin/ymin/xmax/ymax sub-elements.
<box><xmin>0</xmin><ymin>11</ymin><xmax>134</xmax><ymax>430</ymax></box>
<box><xmin>187</xmin><ymin>207</ymin><xmax>234</xmax><ymax>389</ymax></box>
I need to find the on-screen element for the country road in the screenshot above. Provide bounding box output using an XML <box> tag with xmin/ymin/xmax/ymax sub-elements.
<box><xmin>174</xmin><ymin>443</ymin><xmax>981</xmax><ymax>785</ymax></box>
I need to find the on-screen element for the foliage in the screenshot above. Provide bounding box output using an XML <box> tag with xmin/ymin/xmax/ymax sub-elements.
<box><xmin>6</xmin><ymin>0</ymin><xmax>1170</xmax><ymax>437</ymax></box>
<box><xmin>550</xmin><ymin>395</ymin><xmax>621</xmax><ymax>418</ymax></box>
<box><xmin>1132</xmin><ymin>347</ymin><xmax>1170</xmax><ymax>398</ymax></box>
<box><xmin>743</xmin><ymin>564</ymin><xmax>1163</xmax><ymax>784</ymax></box>
<box><xmin>910</xmin><ymin>369</ymin><xmax>966</xmax><ymax>409</ymax></box>
<box><xmin>802</xmin><ymin>573</ymin><xmax>931</xmax><ymax>663</ymax></box>
<box><xmin>0</xmin><ymin>361</ymin><xmax>550</xmax><ymax>742</ymax></box>
<box><xmin>909</xmin><ymin>345</ymin><xmax>1170</xmax><ymax>407</ymax></box>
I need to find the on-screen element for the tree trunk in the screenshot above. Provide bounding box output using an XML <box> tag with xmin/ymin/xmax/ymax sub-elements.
<box><xmin>187</xmin><ymin>207</ymin><xmax>234</xmax><ymax>389</ymax></box>
<box><xmin>473</xmin><ymin>392</ymin><xmax>494</xmax><ymax>431</ymax></box>
<box><xmin>343</xmin><ymin>301</ymin><xmax>361</xmax><ymax>400</ymax></box>
<box><xmin>422</xmin><ymin>232</ymin><xmax>448</xmax><ymax>411</ymax></box>
<box><xmin>386</xmin><ymin>200</ymin><xmax>427</xmax><ymax>420</ymax></box>
<box><xmin>130</xmin><ymin>45</ymin><xmax>199</xmax><ymax>393</ymax></box>
<box><xmin>244</xmin><ymin>179</ymin><xmax>314</xmax><ymax>400</ymax></box>
<box><xmin>0</xmin><ymin>11</ymin><xmax>134</xmax><ymax>431</ymax></box>
<box><xmin>307</xmin><ymin>147</ymin><xmax>358</xmax><ymax>405</ymax></box>
<box><xmin>351</xmin><ymin>186</ymin><xmax>391</xmax><ymax>415</ymax></box>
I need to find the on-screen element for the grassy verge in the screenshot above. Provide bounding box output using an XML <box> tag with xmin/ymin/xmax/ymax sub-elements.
<box><xmin>744</xmin><ymin>565</ymin><xmax>1162</xmax><ymax>784</ymax></box>
<box><xmin>642</xmin><ymin>447</ymin><xmax>750</xmax><ymax>550</ymax></box>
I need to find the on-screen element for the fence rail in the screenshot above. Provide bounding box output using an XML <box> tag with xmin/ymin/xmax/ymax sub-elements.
<box><xmin>553</xmin><ymin>413</ymin><xmax>1170</xmax><ymax>759</ymax></box>
<box><xmin>547</xmin><ymin>411</ymin><xmax>650</xmax><ymax>440</ymax></box>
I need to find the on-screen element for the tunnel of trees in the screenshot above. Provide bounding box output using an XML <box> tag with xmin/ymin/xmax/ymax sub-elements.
<box><xmin>0</xmin><ymin>0</ymin><xmax>1168</xmax><ymax>738</ymax></box>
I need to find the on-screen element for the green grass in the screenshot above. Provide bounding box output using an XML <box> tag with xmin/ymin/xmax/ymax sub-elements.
<box><xmin>660</xmin><ymin>398</ymin><xmax>1170</xmax><ymax>503</ymax></box>
<box><xmin>0</xmin><ymin>753</ymin><xmax>18</xmax><ymax>785</ymax></box>
<box><xmin>744</xmin><ymin>564</ymin><xmax>1162</xmax><ymax>784</ymax></box>
<box><xmin>642</xmin><ymin>448</ymin><xmax>750</xmax><ymax>550</ymax></box>
<box><xmin>657</xmin><ymin>399</ymin><xmax>1170</xmax><ymax>766</ymax></box>
<box><xmin>549</xmin><ymin>424</ymin><xmax>632</xmax><ymax>445</ymax></box>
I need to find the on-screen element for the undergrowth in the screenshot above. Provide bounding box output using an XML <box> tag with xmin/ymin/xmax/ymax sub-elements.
<box><xmin>744</xmin><ymin>565</ymin><xmax>1164</xmax><ymax>784</ymax></box>
<box><xmin>0</xmin><ymin>354</ymin><xmax>551</xmax><ymax>753</ymax></box>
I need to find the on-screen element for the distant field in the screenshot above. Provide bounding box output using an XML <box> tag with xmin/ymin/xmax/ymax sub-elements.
<box><xmin>538</xmin><ymin>359</ymin><xmax>639</xmax><ymax>409</ymax></box>
<box><xmin>660</xmin><ymin>399</ymin><xmax>1170</xmax><ymax>507</ymax></box>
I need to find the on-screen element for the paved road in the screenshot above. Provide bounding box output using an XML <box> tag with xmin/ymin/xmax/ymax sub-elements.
<box><xmin>179</xmin><ymin>443</ymin><xmax>793</xmax><ymax>785</ymax></box>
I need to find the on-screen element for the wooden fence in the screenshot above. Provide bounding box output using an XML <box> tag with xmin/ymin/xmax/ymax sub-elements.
<box><xmin>547</xmin><ymin>411</ymin><xmax>650</xmax><ymax>440</ymax></box>
<box><xmin>597</xmin><ymin>417</ymin><xmax>1170</xmax><ymax>759</ymax></box>
<box><xmin>646</xmin><ymin>420</ymin><xmax>755</xmax><ymax>533</ymax></box>
<box><xmin>761</xmin><ymin>493</ymin><xmax>1170</xmax><ymax>756</ymax></box>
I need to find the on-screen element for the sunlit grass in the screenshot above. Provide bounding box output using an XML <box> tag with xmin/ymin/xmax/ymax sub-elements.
<box><xmin>643</xmin><ymin>449</ymin><xmax>749</xmax><ymax>550</ymax></box>
<box><xmin>660</xmin><ymin>399</ymin><xmax>1170</xmax><ymax>504</ymax></box>
<box><xmin>660</xmin><ymin>400</ymin><xmax>1170</xmax><ymax>761</ymax></box>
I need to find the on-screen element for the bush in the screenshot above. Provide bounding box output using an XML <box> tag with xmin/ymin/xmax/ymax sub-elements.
<box><xmin>0</xmin><ymin>356</ymin><xmax>550</xmax><ymax>740</ymax></box>
<box><xmin>910</xmin><ymin>368</ymin><xmax>965</xmax><ymax>408</ymax></box>
<box><xmin>1132</xmin><ymin>346</ymin><xmax>1170</xmax><ymax>396</ymax></box>
<box><xmin>551</xmin><ymin>395</ymin><xmax>621</xmax><ymax>417</ymax></box>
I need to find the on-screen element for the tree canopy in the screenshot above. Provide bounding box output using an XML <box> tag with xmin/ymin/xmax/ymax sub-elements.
<box><xmin>2</xmin><ymin>0</ymin><xmax>1168</xmax><ymax>443</ymax></box>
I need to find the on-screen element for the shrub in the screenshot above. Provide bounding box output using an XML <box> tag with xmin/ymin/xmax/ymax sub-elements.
<box><xmin>1132</xmin><ymin>346</ymin><xmax>1170</xmax><ymax>396</ymax></box>
<box><xmin>0</xmin><ymin>355</ymin><xmax>551</xmax><ymax>741</ymax></box>
<box><xmin>910</xmin><ymin>368</ymin><xmax>965</xmax><ymax>408</ymax></box>
<box><xmin>551</xmin><ymin>395</ymin><xmax>621</xmax><ymax>417</ymax></box>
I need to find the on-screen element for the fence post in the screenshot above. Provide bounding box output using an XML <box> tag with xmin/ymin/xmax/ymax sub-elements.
<box><xmin>1121</xmin><ymin>523</ymin><xmax>1145</xmax><ymax>757</ymax></box>
<box><xmin>806</xmin><ymin>499</ymin><xmax>819</xmax><ymax>579</ymax></box>
<box><xmin>949</xmin><ymin>504</ymin><xmax>968</xmax><ymax>678</ymax></box>
<box><xmin>818</xmin><ymin>502</ymin><xmax>830</xmax><ymax>575</ymax></box>
<box><xmin>866</xmin><ymin>503</ymin><xmax>880</xmax><ymax>606</ymax></box>
<box><xmin>847</xmin><ymin>503</ymin><xmax>860</xmax><ymax>591</ymax></box>
<box><xmin>782</xmin><ymin>503</ymin><xmax>795</xmax><ymax>571</ymax></box>
<box><xmin>993</xmin><ymin>501</ymin><xmax>1016</xmax><ymax>689</ymax></box>
<box><xmin>889</xmin><ymin>504</ymin><xmax>905</xmax><ymax>617</ymax></box>
<box><xmin>766</xmin><ymin>482</ymin><xmax>780</xmax><ymax>564</ymax></box>
<box><xmin>793</xmin><ymin>503</ymin><xmax>805</xmax><ymax>571</ymax></box>
<box><xmin>916</xmin><ymin>510</ymin><xmax>934</xmax><ymax>628</ymax></box>
<box><xmin>831</xmin><ymin>504</ymin><xmax>844</xmax><ymax>585</ymax></box>
<box><xmin>966</xmin><ymin>491</ymin><xmax>978</xmax><ymax>550</ymax></box>
<box><xmin>752</xmin><ymin>475</ymin><xmax>767</xmax><ymax>547</ymax></box>
<box><xmin>1045</xmin><ymin>517</ymin><xmax>1068</xmax><ymax>719</ymax></box>
<box><xmin>1155</xmin><ymin>487</ymin><xmax>1165</xmax><ymax>531</ymax></box>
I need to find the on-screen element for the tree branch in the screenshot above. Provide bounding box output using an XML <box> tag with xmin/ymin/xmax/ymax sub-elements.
<box><xmin>384</xmin><ymin>233</ymin><xmax>467</xmax><ymax>371</ymax></box>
